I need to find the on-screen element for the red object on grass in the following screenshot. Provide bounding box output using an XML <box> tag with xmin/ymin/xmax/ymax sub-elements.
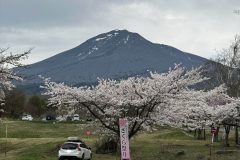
<box><xmin>86</xmin><ymin>130</ymin><xmax>91</xmax><ymax>135</ymax></box>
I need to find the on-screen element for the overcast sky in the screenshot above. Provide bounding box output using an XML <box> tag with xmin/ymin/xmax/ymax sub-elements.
<box><xmin>0</xmin><ymin>0</ymin><xmax>240</xmax><ymax>64</ymax></box>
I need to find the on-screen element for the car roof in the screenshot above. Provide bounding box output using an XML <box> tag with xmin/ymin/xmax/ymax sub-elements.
<box><xmin>63</xmin><ymin>142</ymin><xmax>81</xmax><ymax>144</ymax></box>
<box><xmin>67</xmin><ymin>136</ymin><xmax>81</xmax><ymax>140</ymax></box>
<box><xmin>67</xmin><ymin>137</ymin><xmax>83</xmax><ymax>142</ymax></box>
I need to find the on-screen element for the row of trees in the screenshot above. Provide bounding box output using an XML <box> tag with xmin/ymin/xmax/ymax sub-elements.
<box><xmin>2</xmin><ymin>89</ymin><xmax>47</xmax><ymax>118</ymax></box>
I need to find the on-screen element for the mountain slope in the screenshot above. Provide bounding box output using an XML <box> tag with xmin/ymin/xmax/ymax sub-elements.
<box><xmin>16</xmin><ymin>29</ymin><xmax>208</xmax><ymax>90</ymax></box>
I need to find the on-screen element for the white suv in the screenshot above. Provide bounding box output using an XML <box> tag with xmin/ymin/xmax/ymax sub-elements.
<box><xmin>58</xmin><ymin>140</ymin><xmax>92</xmax><ymax>160</ymax></box>
<box><xmin>21</xmin><ymin>114</ymin><xmax>33</xmax><ymax>121</ymax></box>
<box><xmin>73</xmin><ymin>114</ymin><xmax>80</xmax><ymax>121</ymax></box>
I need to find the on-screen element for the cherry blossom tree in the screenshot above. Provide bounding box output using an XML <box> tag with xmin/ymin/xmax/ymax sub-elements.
<box><xmin>158</xmin><ymin>85</ymin><xmax>231</xmax><ymax>139</ymax></box>
<box><xmin>160</xmin><ymin>83</ymin><xmax>240</xmax><ymax>146</ymax></box>
<box><xmin>42</xmin><ymin>63</ymin><xmax>240</xmax><ymax>147</ymax></box>
<box><xmin>0</xmin><ymin>48</ymin><xmax>30</xmax><ymax>104</ymax></box>
<box><xmin>42</xmin><ymin>65</ymin><xmax>212</xmax><ymax>138</ymax></box>
<box><xmin>212</xmin><ymin>99</ymin><xmax>240</xmax><ymax>146</ymax></box>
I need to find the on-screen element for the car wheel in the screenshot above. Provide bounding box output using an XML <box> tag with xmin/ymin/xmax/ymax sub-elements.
<box><xmin>81</xmin><ymin>154</ymin><xmax>85</xmax><ymax>160</ymax></box>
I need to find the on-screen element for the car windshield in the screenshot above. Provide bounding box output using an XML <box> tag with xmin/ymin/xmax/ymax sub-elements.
<box><xmin>62</xmin><ymin>143</ymin><xmax>78</xmax><ymax>150</ymax></box>
<box><xmin>67</xmin><ymin>139</ymin><xmax>83</xmax><ymax>143</ymax></box>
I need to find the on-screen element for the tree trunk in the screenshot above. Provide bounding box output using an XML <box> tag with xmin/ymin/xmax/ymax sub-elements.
<box><xmin>214</xmin><ymin>126</ymin><xmax>220</xmax><ymax>142</ymax></box>
<box><xmin>197</xmin><ymin>129</ymin><xmax>201</xmax><ymax>140</ymax></box>
<box><xmin>196</xmin><ymin>128</ymin><xmax>204</xmax><ymax>140</ymax></box>
<box><xmin>235</xmin><ymin>126</ymin><xmax>239</xmax><ymax>145</ymax></box>
<box><xmin>194</xmin><ymin>129</ymin><xmax>197</xmax><ymax>139</ymax></box>
<box><xmin>224</xmin><ymin>125</ymin><xmax>231</xmax><ymax>147</ymax></box>
<box><xmin>203</xmin><ymin>128</ymin><xmax>206</xmax><ymax>140</ymax></box>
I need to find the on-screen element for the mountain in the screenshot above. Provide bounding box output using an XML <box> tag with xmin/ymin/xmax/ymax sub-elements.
<box><xmin>15</xmin><ymin>29</ymin><xmax>208</xmax><ymax>93</ymax></box>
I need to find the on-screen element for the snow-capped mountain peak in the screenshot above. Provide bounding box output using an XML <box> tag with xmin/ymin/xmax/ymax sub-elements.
<box><xmin>75</xmin><ymin>30</ymin><xmax>139</xmax><ymax>61</ymax></box>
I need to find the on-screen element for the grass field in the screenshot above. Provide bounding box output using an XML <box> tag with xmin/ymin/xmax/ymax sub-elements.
<box><xmin>0</xmin><ymin>120</ymin><xmax>240</xmax><ymax>160</ymax></box>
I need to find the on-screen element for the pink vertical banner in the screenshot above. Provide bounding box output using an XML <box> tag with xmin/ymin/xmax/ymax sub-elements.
<box><xmin>119</xmin><ymin>118</ymin><xmax>131</xmax><ymax>160</ymax></box>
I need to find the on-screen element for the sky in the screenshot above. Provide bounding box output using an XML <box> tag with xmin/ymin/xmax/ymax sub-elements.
<box><xmin>0</xmin><ymin>0</ymin><xmax>240</xmax><ymax>64</ymax></box>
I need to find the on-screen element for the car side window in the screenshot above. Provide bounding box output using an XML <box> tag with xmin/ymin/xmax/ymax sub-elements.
<box><xmin>80</xmin><ymin>143</ymin><xmax>87</xmax><ymax>148</ymax></box>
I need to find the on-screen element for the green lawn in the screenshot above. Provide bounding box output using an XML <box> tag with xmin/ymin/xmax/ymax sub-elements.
<box><xmin>0</xmin><ymin>121</ymin><xmax>240</xmax><ymax>160</ymax></box>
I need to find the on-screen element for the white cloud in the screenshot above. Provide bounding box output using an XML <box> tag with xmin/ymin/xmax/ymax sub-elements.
<box><xmin>0</xmin><ymin>0</ymin><xmax>240</xmax><ymax>64</ymax></box>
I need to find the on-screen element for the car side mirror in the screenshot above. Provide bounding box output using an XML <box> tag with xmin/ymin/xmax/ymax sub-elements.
<box><xmin>88</xmin><ymin>147</ymin><xmax>91</xmax><ymax>150</ymax></box>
